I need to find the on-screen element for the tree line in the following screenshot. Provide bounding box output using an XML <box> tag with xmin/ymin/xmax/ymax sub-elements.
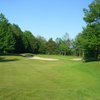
<box><xmin>0</xmin><ymin>0</ymin><xmax>100</xmax><ymax>61</ymax></box>
<box><xmin>0</xmin><ymin>13</ymin><xmax>73</xmax><ymax>55</ymax></box>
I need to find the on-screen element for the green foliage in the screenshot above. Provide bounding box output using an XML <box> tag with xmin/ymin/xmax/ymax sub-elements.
<box><xmin>83</xmin><ymin>0</ymin><xmax>100</xmax><ymax>24</ymax></box>
<box><xmin>0</xmin><ymin>13</ymin><xmax>74</xmax><ymax>55</ymax></box>
<box><xmin>74</xmin><ymin>33</ymin><xmax>83</xmax><ymax>56</ymax></box>
<box><xmin>11</xmin><ymin>24</ymin><xmax>25</xmax><ymax>53</ymax></box>
<box><xmin>0</xmin><ymin>13</ymin><xmax>15</xmax><ymax>54</ymax></box>
<box><xmin>75</xmin><ymin>0</ymin><xmax>100</xmax><ymax>61</ymax></box>
<box><xmin>55</xmin><ymin>33</ymin><xmax>72</xmax><ymax>55</ymax></box>
<box><xmin>83</xmin><ymin>0</ymin><xmax>100</xmax><ymax>61</ymax></box>
<box><xmin>23</xmin><ymin>31</ymin><xmax>36</xmax><ymax>53</ymax></box>
<box><xmin>36</xmin><ymin>36</ymin><xmax>47</xmax><ymax>54</ymax></box>
<box><xmin>46</xmin><ymin>38</ymin><xmax>56</xmax><ymax>54</ymax></box>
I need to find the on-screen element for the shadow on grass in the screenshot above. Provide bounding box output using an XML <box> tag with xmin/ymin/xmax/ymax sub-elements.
<box><xmin>0</xmin><ymin>57</ymin><xmax>19</xmax><ymax>62</ymax></box>
<box><xmin>83</xmin><ymin>58</ymin><xmax>100</xmax><ymax>63</ymax></box>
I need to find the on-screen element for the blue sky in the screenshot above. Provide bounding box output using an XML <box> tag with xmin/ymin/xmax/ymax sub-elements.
<box><xmin>0</xmin><ymin>0</ymin><xmax>93</xmax><ymax>40</ymax></box>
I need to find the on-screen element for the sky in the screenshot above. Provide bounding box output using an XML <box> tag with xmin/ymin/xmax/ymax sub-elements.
<box><xmin>0</xmin><ymin>0</ymin><xmax>93</xmax><ymax>40</ymax></box>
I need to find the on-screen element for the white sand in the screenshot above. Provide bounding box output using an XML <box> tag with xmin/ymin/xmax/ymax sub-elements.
<box><xmin>29</xmin><ymin>56</ymin><xmax>59</xmax><ymax>61</ymax></box>
<box><xmin>71</xmin><ymin>58</ymin><xmax>82</xmax><ymax>61</ymax></box>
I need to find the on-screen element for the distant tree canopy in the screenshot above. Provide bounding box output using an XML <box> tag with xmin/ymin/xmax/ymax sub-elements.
<box><xmin>0</xmin><ymin>13</ymin><xmax>73</xmax><ymax>55</ymax></box>
<box><xmin>55</xmin><ymin>33</ymin><xmax>72</xmax><ymax>55</ymax></box>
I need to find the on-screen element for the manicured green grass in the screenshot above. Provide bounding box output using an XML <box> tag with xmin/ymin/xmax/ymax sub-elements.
<box><xmin>0</xmin><ymin>55</ymin><xmax>100</xmax><ymax>100</ymax></box>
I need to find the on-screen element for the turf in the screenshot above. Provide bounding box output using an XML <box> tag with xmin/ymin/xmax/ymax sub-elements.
<box><xmin>0</xmin><ymin>55</ymin><xmax>100</xmax><ymax>100</ymax></box>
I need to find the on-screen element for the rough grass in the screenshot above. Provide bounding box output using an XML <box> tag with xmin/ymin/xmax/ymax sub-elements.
<box><xmin>0</xmin><ymin>55</ymin><xmax>100</xmax><ymax>100</ymax></box>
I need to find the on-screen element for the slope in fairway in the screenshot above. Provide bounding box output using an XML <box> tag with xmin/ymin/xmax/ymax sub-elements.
<box><xmin>0</xmin><ymin>55</ymin><xmax>100</xmax><ymax>100</ymax></box>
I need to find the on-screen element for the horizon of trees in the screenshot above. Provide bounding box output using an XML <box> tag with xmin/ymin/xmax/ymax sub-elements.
<box><xmin>0</xmin><ymin>13</ymin><xmax>73</xmax><ymax>55</ymax></box>
<box><xmin>0</xmin><ymin>0</ymin><xmax>100</xmax><ymax>61</ymax></box>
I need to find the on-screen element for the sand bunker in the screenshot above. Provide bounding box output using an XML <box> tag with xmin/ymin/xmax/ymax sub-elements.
<box><xmin>29</xmin><ymin>56</ymin><xmax>59</xmax><ymax>61</ymax></box>
<box><xmin>71</xmin><ymin>58</ymin><xmax>82</xmax><ymax>61</ymax></box>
